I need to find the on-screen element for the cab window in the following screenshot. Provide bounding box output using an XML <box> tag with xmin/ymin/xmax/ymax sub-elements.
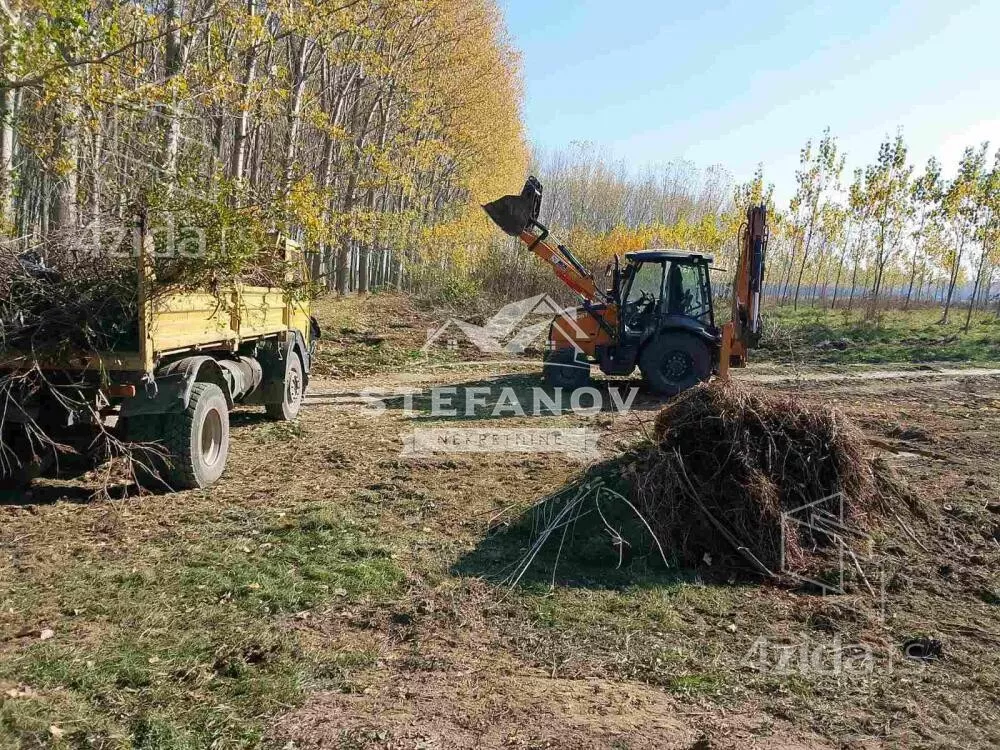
<box><xmin>626</xmin><ymin>262</ymin><xmax>664</xmax><ymax>304</ymax></box>
<box><xmin>665</xmin><ymin>262</ymin><xmax>711</xmax><ymax>321</ymax></box>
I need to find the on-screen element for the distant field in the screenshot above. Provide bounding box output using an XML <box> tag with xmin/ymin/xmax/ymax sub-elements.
<box><xmin>309</xmin><ymin>295</ymin><xmax>1000</xmax><ymax>376</ymax></box>
<box><xmin>757</xmin><ymin>306</ymin><xmax>1000</xmax><ymax>366</ymax></box>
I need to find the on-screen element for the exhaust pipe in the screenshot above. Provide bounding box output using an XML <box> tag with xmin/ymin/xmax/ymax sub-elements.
<box><xmin>482</xmin><ymin>176</ymin><xmax>543</xmax><ymax>236</ymax></box>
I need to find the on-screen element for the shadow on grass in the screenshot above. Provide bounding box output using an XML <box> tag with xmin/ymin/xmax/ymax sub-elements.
<box><xmin>229</xmin><ymin>410</ymin><xmax>274</xmax><ymax>428</ymax></box>
<box><xmin>452</xmin><ymin>456</ymin><xmax>697</xmax><ymax>592</ymax></box>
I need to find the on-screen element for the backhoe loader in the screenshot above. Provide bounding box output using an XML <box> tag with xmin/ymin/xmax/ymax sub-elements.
<box><xmin>482</xmin><ymin>177</ymin><xmax>767</xmax><ymax>395</ymax></box>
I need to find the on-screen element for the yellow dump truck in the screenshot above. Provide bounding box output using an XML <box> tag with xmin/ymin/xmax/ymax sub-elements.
<box><xmin>0</xmin><ymin>237</ymin><xmax>317</xmax><ymax>491</ymax></box>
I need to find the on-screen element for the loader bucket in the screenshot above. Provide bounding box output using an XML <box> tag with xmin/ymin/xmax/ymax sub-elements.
<box><xmin>482</xmin><ymin>176</ymin><xmax>543</xmax><ymax>236</ymax></box>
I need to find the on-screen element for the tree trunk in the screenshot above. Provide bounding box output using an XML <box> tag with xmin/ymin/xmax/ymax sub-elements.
<box><xmin>230</xmin><ymin>0</ymin><xmax>259</xmax><ymax>191</ymax></box>
<box><xmin>964</xmin><ymin>243</ymin><xmax>991</xmax><ymax>332</ymax></box>
<box><xmin>830</xmin><ymin>247</ymin><xmax>847</xmax><ymax>310</ymax></box>
<box><xmin>846</xmin><ymin>258</ymin><xmax>860</xmax><ymax>312</ymax></box>
<box><xmin>282</xmin><ymin>37</ymin><xmax>312</xmax><ymax>196</ymax></box>
<box><xmin>941</xmin><ymin>234</ymin><xmax>966</xmax><ymax>324</ymax></box>
<box><xmin>904</xmin><ymin>251</ymin><xmax>919</xmax><ymax>310</ymax></box>
<box><xmin>52</xmin><ymin>95</ymin><xmax>81</xmax><ymax>238</ymax></box>
<box><xmin>0</xmin><ymin>64</ymin><xmax>15</xmax><ymax>230</ymax></box>
<box><xmin>792</xmin><ymin>202</ymin><xmax>819</xmax><ymax>309</ymax></box>
<box><xmin>161</xmin><ymin>0</ymin><xmax>185</xmax><ymax>189</ymax></box>
<box><xmin>86</xmin><ymin>114</ymin><xmax>102</xmax><ymax>249</ymax></box>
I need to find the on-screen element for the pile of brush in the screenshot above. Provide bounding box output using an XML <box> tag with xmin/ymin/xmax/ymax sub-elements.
<box><xmin>627</xmin><ymin>382</ymin><xmax>915</xmax><ymax>577</ymax></box>
<box><xmin>502</xmin><ymin>381</ymin><xmax>919</xmax><ymax>587</ymax></box>
<box><xmin>1</xmin><ymin>250</ymin><xmax>141</xmax><ymax>354</ymax></box>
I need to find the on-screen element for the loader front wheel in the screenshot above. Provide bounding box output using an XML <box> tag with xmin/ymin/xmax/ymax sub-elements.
<box><xmin>157</xmin><ymin>382</ymin><xmax>230</xmax><ymax>490</ymax></box>
<box><xmin>542</xmin><ymin>348</ymin><xmax>591</xmax><ymax>390</ymax></box>
<box><xmin>639</xmin><ymin>333</ymin><xmax>712</xmax><ymax>396</ymax></box>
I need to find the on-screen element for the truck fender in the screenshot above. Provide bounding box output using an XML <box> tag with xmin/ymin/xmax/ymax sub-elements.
<box><xmin>120</xmin><ymin>356</ymin><xmax>232</xmax><ymax>418</ymax></box>
<box><xmin>265</xmin><ymin>331</ymin><xmax>312</xmax><ymax>383</ymax></box>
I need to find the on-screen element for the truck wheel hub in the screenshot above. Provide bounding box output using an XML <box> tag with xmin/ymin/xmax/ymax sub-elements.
<box><xmin>201</xmin><ymin>408</ymin><xmax>224</xmax><ymax>466</ymax></box>
<box><xmin>287</xmin><ymin>369</ymin><xmax>302</xmax><ymax>404</ymax></box>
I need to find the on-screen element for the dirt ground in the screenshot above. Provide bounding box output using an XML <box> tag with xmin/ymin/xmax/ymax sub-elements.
<box><xmin>2</xmin><ymin>295</ymin><xmax>1000</xmax><ymax>749</ymax></box>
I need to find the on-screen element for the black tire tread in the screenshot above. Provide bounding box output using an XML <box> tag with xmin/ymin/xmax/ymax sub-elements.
<box><xmin>639</xmin><ymin>332</ymin><xmax>712</xmax><ymax>396</ymax></box>
<box><xmin>154</xmin><ymin>382</ymin><xmax>228</xmax><ymax>490</ymax></box>
<box><xmin>265</xmin><ymin>353</ymin><xmax>304</xmax><ymax>421</ymax></box>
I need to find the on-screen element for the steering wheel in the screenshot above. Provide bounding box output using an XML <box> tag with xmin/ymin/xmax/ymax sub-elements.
<box><xmin>624</xmin><ymin>291</ymin><xmax>656</xmax><ymax>328</ymax></box>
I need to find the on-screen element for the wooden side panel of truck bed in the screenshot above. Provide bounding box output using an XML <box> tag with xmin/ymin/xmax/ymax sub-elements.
<box><xmin>142</xmin><ymin>238</ymin><xmax>310</xmax><ymax>365</ymax></box>
<box><xmin>147</xmin><ymin>287</ymin><xmax>308</xmax><ymax>356</ymax></box>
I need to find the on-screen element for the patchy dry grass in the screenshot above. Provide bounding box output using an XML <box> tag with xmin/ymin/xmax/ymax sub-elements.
<box><xmin>3</xmin><ymin>296</ymin><xmax>1000</xmax><ymax>749</ymax></box>
<box><xmin>309</xmin><ymin>294</ymin><xmax>460</xmax><ymax>379</ymax></box>
<box><xmin>0</xmin><ymin>497</ymin><xmax>403</xmax><ymax>747</ymax></box>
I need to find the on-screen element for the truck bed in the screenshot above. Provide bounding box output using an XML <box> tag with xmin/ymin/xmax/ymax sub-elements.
<box><xmin>0</xmin><ymin>238</ymin><xmax>311</xmax><ymax>375</ymax></box>
<box><xmin>146</xmin><ymin>286</ymin><xmax>310</xmax><ymax>357</ymax></box>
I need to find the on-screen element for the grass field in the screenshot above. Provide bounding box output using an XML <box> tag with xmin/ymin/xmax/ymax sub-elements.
<box><xmin>0</xmin><ymin>498</ymin><xmax>403</xmax><ymax>747</ymax></box>
<box><xmin>757</xmin><ymin>306</ymin><xmax>1000</xmax><ymax>366</ymax></box>
<box><xmin>2</xmin><ymin>296</ymin><xmax>999</xmax><ymax>748</ymax></box>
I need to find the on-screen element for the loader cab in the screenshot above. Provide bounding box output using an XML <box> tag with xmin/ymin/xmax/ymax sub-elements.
<box><xmin>619</xmin><ymin>250</ymin><xmax>716</xmax><ymax>338</ymax></box>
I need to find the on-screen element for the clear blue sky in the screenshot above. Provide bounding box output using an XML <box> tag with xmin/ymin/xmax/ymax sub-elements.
<box><xmin>499</xmin><ymin>0</ymin><xmax>1000</xmax><ymax>202</ymax></box>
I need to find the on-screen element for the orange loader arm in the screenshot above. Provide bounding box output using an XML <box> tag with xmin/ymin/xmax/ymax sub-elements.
<box><xmin>719</xmin><ymin>204</ymin><xmax>768</xmax><ymax>380</ymax></box>
<box><xmin>483</xmin><ymin>177</ymin><xmax>608</xmax><ymax>305</ymax></box>
<box><xmin>516</xmin><ymin>229</ymin><xmax>603</xmax><ymax>302</ymax></box>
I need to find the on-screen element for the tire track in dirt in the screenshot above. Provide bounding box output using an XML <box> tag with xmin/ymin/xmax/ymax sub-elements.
<box><xmin>303</xmin><ymin>365</ymin><xmax>1000</xmax><ymax>406</ymax></box>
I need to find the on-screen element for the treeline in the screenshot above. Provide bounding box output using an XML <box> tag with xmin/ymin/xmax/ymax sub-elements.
<box><xmin>769</xmin><ymin>131</ymin><xmax>1000</xmax><ymax>328</ymax></box>
<box><xmin>533</xmin><ymin>143</ymin><xmax>731</xmax><ymax>233</ymax></box>
<box><xmin>0</xmin><ymin>0</ymin><xmax>527</xmax><ymax>294</ymax></box>
<box><xmin>523</xmin><ymin>134</ymin><xmax>1000</xmax><ymax>328</ymax></box>
<box><xmin>465</xmin><ymin>144</ymin><xmax>740</xmax><ymax>305</ymax></box>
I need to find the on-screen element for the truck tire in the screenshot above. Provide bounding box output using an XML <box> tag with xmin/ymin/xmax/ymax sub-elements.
<box><xmin>639</xmin><ymin>332</ymin><xmax>712</xmax><ymax>396</ymax></box>
<box><xmin>158</xmin><ymin>382</ymin><xmax>230</xmax><ymax>490</ymax></box>
<box><xmin>265</xmin><ymin>353</ymin><xmax>304</xmax><ymax>421</ymax></box>
<box><xmin>542</xmin><ymin>348</ymin><xmax>591</xmax><ymax>390</ymax></box>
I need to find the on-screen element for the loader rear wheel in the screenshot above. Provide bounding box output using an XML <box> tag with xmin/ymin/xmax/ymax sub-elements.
<box><xmin>150</xmin><ymin>382</ymin><xmax>230</xmax><ymax>490</ymax></box>
<box><xmin>542</xmin><ymin>348</ymin><xmax>591</xmax><ymax>390</ymax></box>
<box><xmin>265</xmin><ymin>353</ymin><xmax>304</xmax><ymax>421</ymax></box>
<box><xmin>639</xmin><ymin>332</ymin><xmax>712</xmax><ymax>396</ymax></box>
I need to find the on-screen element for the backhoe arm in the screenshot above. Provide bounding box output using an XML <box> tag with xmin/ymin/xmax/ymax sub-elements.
<box><xmin>516</xmin><ymin>229</ymin><xmax>603</xmax><ymax>302</ymax></box>
<box><xmin>719</xmin><ymin>204</ymin><xmax>768</xmax><ymax>379</ymax></box>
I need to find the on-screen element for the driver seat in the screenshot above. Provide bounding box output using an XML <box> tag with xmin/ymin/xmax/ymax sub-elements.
<box><xmin>666</xmin><ymin>263</ymin><xmax>685</xmax><ymax>316</ymax></box>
